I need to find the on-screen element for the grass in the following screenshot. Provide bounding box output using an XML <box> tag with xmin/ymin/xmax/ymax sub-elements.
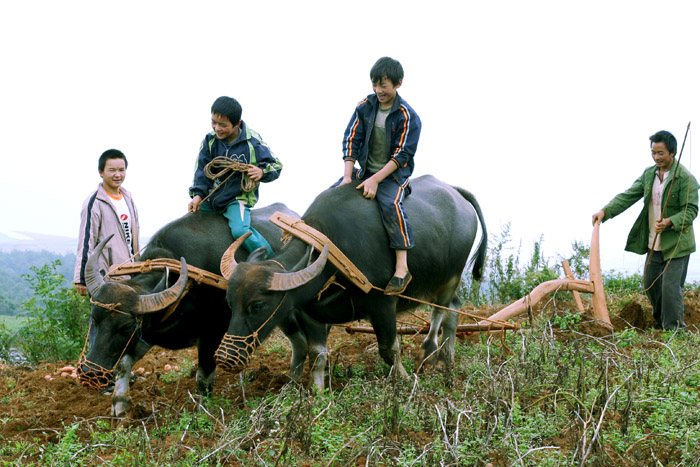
<box><xmin>3</xmin><ymin>234</ymin><xmax>700</xmax><ymax>465</ymax></box>
<box><xmin>3</xmin><ymin>314</ymin><xmax>700</xmax><ymax>466</ymax></box>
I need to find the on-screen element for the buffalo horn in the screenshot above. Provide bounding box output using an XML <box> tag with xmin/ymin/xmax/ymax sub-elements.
<box><xmin>220</xmin><ymin>231</ymin><xmax>253</xmax><ymax>279</ymax></box>
<box><xmin>269</xmin><ymin>245</ymin><xmax>330</xmax><ymax>291</ymax></box>
<box><xmin>85</xmin><ymin>234</ymin><xmax>114</xmax><ymax>296</ymax></box>
<box><xmin>134</xmin><ymin>257</ymin><xmax>189</xmax><ymax>314</ymax></box>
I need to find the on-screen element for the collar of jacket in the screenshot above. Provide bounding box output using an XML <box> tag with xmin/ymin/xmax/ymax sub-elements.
<box><xmin>367</xmin><ymin>92</ymin><xmax>403</xmax><ymax>114</ymax></box>
<box><xmin>646</xmin><ymin>158</ymin><xmax>687</xmax><ymax>188</ymax></box>
<box><xmin>95</xmin><ymin>182</ymin><xmax>131</xmax><ymax>203</ymax></box>
<box><xmin>208</xmin><ymin>120</ymin><xmax>250</xmax><ymax>143</ymax></box>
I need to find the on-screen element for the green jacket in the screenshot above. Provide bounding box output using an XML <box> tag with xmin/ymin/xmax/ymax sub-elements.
<box><xmin>602</xmin><ymin>159</ymin><xmax>699</xmax><ymax>260</ymax></box>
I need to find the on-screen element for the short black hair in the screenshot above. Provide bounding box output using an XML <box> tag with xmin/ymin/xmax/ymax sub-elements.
<box><xmin>649</xmin><ymin>130</ymin><xmax>677</xmax><ymax>155</ymax></box>
<box><xmin>98</xmin><ymin>149</ymin><xmax>127</xmax><ymax>172</ymax></box>
<box><xmin>211</xmin><ymin>96</ymin><xmax>242</xmax><ymax>125</ymax></box>
<box><xmin>370</xmin><ymin>57</ymin><xmax>404</xmax><ymax>86</ymax></box>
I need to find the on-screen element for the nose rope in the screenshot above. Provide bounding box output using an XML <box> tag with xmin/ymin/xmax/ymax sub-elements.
<box><xmin>88</xmin><ymin>297</ymin><xmax>131</xmax><ymax>316</ymax></box>
<box><xmin>215</xmin><ymin>293</ymin><xmax>287</xmax><ymax>373</ymax></box>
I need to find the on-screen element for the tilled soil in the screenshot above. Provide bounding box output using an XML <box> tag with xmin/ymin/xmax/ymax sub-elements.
<box><xmin>1</xmin><ymin>293</ymin><xmax>698</xmax><ymax>451</ymax></box>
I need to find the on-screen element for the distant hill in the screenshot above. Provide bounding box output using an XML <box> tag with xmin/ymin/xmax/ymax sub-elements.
<box><xmin>0</xmin><ymin>231</ymin><xmax>76</xmax><ymax>254</ymax></box>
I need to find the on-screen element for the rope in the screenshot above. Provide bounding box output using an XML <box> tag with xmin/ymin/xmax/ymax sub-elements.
<box><xmin>77</xmin><ymin>316</ymin><xmax>143</xmax><ymax>391</ymax></box>
<box><xmin>198</xmin><ymin>156</ymin><xmax>259</xmax><ymax>206</ymax></box>
<box><xmin>89</xmin><ymin>297</ymin><xmax>130</xmax><ymax>316</ymax></box>
<box><xmin>368</xmin><ymin>284</ymin><xmax>512</xmax><ymax>328</ymax></box>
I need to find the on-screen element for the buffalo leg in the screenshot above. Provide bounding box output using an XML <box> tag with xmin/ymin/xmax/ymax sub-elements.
<box><xmin>196</xmin><ymin>339</ymin><xmax>220</xmax><ymax>397</ymax></box>
<box><xmin>368</xmin><ymin>302</ymin><xmax>409</xmax><ymax>379</ymax></box>
<box><xmin>280</xmin><ymin>311</ymin><xmax>330</xmax><ymax>390</ymax></box>
<box><xmin>419</xmin><ymin>292</ymin><xmax>460</xmax><ymax>370</ymax></box>
<box><xmin>112</xmin><ymin>354</ymin><xmax>136</xmax><ymax>418</ymax></box>
<box><xmin>306</xmin><ymin>321</ymin><xmax>331</xmax><ymax>390</ymax></box>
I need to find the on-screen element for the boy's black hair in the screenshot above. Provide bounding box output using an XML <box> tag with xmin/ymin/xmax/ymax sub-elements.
<box><xmin>649</xmin><ymin>130</ymin><xmax>677</xmax><ymax>155</ymax></box>
<box><xmin>98</xmin><ymin>149</ymin><xmax>128</xmax><ymax>172</ymax></box>
<box><xmin>370</xmin><ymin>57</ymin><xmax>404</xmax><ymax>86</ymax></box>
<box><xmin>211</xmin><ymin>96</ymin><xmax>242</xmax><ymax>125</ymax></box>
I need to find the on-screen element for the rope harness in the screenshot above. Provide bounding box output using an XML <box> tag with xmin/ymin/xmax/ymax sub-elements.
<box><xmin>77</xmin><ymin>298</ymin><xmax>144</xmax><ymax>391</ymax></box>
<box><xmin>77</xmin><ymin>277</ymin><xmax>194</xmax><ymax>391</ymax></box>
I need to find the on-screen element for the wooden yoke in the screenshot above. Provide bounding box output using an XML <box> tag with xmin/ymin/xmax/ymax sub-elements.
<box><xmin>269</xmin><ymin>211</ymin><xmax>373</xmax><ymax>293</ymax></box>
<box><xmin>106</xmin><ymin>259</ymin><xmax>229</xmax><ymax>290</ymax></box>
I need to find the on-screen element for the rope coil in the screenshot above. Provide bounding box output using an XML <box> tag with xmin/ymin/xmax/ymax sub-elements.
<box><xmin>204</xmin><ymin>156</ymin><xmax>259</xmax><ymax>193</ymax></box>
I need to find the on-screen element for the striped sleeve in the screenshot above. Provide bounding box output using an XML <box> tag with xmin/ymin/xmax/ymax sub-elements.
<box><xmin>390</xmin><ymin>104</ymin><xmax>421</xmax><ymax>168</ymax></box>
<box><xmin>342</xmin><ymin>99</ymin><xmax>368</xmax><ymax>161</ymax></box>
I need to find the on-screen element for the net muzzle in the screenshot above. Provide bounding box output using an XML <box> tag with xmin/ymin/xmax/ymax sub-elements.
<box><xmin>77</xmin><ymin>355</ymin><xmax>114</xmax><ymax>391</ymax></box>
<box><xmin>215</xmin><ymin>293</ymin><xmax>288</xmax><ymax>373</ymax></box>
<box><xmin>77</xmin><ymin>311</ymin><xmax>142</xmax><ymax>391</ymax></box>
<box><xmin>215</xmin><ymin>333</ymin><xmax>260</xmax><ymax>373</ymax></box>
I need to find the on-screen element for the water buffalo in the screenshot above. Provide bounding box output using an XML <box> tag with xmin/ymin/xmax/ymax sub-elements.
<box><xmin>217</xmin><ymin>175</ymin><xmax>487</xmax><ymax>386</ymax></box>
<box><xmin>78</xmin><ymin>204</ymin><xmax>329</xmax><ymax>417</ymax></box>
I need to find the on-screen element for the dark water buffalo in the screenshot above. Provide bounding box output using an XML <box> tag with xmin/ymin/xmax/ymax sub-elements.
<box><xmin>78</xmin><ymin>204</ymin><xmax>329</xmax><ymax>417</ymax></box>
<box><xmin>217</xmin><ymin>175</ymin><xmax>487</xmax><ymax>386</ymax></box>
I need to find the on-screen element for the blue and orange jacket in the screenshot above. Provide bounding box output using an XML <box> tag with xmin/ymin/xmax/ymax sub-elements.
<box><xmin>189</xmin><ymin>121</ymin><xmax>282</xmax><ymax>211</ymax></box>
<box><xmin>342</xmin><ymin>93</ymin><xmax>421</xmax><ymax>185</ymax></box>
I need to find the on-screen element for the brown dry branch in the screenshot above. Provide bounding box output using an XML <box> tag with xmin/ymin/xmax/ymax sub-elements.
<box><xmin>579</xmin><ymin>372</ymin><xmax>634</xmax><ymax>466</ymax></box>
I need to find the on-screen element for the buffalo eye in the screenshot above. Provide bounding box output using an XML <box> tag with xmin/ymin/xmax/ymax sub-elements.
<box><xmin>247</xmin><ymin>302</ymin><xmax>265</xmax><ymax>314</ymax></box>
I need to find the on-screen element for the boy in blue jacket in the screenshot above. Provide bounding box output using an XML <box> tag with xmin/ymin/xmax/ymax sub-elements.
<box><xmin>188</xmin><ymin>96</ymin><xmax>282</xmax><ymax>257</ymax></box>
<box><xmin>335</xmin><ymin>57</ymin><xmax>422</xmax><ymax>295</ymax></box>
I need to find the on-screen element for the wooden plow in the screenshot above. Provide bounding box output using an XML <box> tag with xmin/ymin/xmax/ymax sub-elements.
<box><xmin>473</xmin><ymin>221</ymin><xmax>612</xmax><ymax>331</ymax></box>
<box><xmin>271</xmin><ymin>212</ymin><xmax>613</xmax><ymax>335</ymax></box>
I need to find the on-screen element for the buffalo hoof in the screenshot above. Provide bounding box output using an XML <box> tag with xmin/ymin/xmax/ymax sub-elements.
<box><xmin>112</xmin><ymin>395</ymin><xmax>132</xmax><ymax>418</ymax></box>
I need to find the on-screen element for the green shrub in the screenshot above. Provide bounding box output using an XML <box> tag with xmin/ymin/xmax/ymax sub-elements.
<box><xmin>463</xmin><ymin>223</ymin><xmax>563</xmax><ymax>305</ymax></box>
<box><xmin>603</xmin><ymin>270</ymin><xmax>644</xmax><ymax>299</ymax></box>
<box><xmin>12</xmin><ymin>261</ymin><xmax>89</xmax><ymax>362</ymax></box>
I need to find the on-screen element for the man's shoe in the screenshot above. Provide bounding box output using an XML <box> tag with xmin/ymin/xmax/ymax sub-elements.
<box><xmin>384</xmin><ymin>272</ymin><xmax>412</xmax><ymax>295</ymax></box>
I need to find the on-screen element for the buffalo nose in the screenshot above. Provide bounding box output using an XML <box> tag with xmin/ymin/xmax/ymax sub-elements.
<box><xmin>77</xmin><ymin>363</ymin><xmax>112</xmax><ymax>391</ymax></box>
<box><xmin>215</xmin><ymin>334</ymin><xmax>250</xmax><ymax>373</ymax></box>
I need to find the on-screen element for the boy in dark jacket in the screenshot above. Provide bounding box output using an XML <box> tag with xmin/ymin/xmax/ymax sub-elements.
<box><xmin>188</xmin><ymin>96</ymin><xmax>282</xmax><ymax>257</ymax></box>
<box><xmin>334</xmin><ymin>57</ymin><xmax>422</xmax><ymax>295</ymax></box>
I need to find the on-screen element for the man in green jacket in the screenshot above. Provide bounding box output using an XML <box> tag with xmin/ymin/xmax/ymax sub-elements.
<box><xmin>592</xmin><ymin>130</ymin><xmax>699</xmax><ymax>330</ymax></box>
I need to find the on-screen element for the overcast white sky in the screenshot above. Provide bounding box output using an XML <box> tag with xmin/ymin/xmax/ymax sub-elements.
<box><xmin>1</xmin><ymin>0</ymin><xmax>699</xmax><ymax>277</ymax></box>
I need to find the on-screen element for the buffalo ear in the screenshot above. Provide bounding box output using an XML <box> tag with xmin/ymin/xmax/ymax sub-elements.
<box><xmin>153</xmin><ymin>268</ymin><xmax>170</xmax><ymax>292</ymax></box>
<box><xmin>290</xmin><ymin>245</ymin><xmax>314</xmax><ymax>271</ymax></box>
<box><xmin>269</xmin><ymin>245</ymin><xmax>329</xmax><ymax>291</ymax></box>
<box><xmin>134</xmin><ymin>258</ymin><xmax>189</xmax><ymax>314</ymax></box>
<box><xmin>247</xmin><ymin>247</ymin><xmax>270</xmax><ymax>264</ymax></box>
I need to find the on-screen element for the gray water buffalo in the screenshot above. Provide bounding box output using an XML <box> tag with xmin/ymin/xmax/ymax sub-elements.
<box><xmin>216</xmin><ymin>175</ymin><xmax>487</xmax><ymax>387</ymax></box>
<box><xmin>78</xmin><ymin>204</ymin><xmax>329</xmax><ymax>417</ymax></box>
